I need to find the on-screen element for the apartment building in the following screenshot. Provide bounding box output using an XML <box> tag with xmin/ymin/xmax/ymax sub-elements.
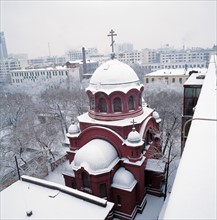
<box><xmin>144</xmin><ymin>68</ymin><xmax>207</xmax><ymax>85</ymax></box>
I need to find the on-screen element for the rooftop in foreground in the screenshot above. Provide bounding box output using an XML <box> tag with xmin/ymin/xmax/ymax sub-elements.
<box><xmin>160</xmin><ymin>55</ymin><xmax>217</xmax><ymax>219</ymax></box>
<box><xmin>0</xmin><ymin>175</ymin><xmax>114</xmax><ymax>219</ymax></box>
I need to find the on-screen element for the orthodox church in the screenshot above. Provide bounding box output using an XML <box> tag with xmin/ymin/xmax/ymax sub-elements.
<box><xmin>63</xmin><ymin>59</ymin><xmax>166</xmax><ymax>219</ymax></box>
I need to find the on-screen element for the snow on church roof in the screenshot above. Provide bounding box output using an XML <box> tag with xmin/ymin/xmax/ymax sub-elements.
<box><xmin>161</xmin><ymin>55</ymin><xmax>217</xmax><ymax>220</ymax></box>
<box><xmin>87</xmin><ymin>59</ymin><xmax>142</xmax><ymax>94</ymax></box>
<box><xmin>0</xmin><ymin>175</ymin><xmax>114</xmax><ymax>219</ymax></box>
<box><xmin>112</xmin><ymin>167</ymin><xmax>137</xmax><ymax>191</ymax></box>
<box><xmin>73</xmin><ymin>139</ymin><xmax>119</xmax><ymax>174</ymax></box>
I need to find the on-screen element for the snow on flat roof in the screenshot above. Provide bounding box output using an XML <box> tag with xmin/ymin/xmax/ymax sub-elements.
<box><xmin>184</xmin><ymin>72</ymin><xmax>207</xmax><ymax>86</ymax></box>
<box><xmin>146</xmin><ymin>68</ymin><xmax>207</xmax><ymax>77</ymax></box>
<box><xmin>0</xmin><ymin>175</ymin><xmax>114</xmax><ymax>219</ymax></box>
<box><xmin>145</xmin><ymin>158</ymin><xmax>166</xmax><ymax>173</ymax></box>
<box><xmin>162</xmin><ymin>55</ymin><xmax>217</xmax><ymax>219</ymax></box>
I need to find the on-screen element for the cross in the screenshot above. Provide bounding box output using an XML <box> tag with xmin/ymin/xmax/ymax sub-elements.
<box><xmin>130</xmin><ymin>119</ymin><xmax>137</xmax><ymax>130</ymax></box>
<box><xmin>107</xmin><ymin>29</ymin><xmax>117</xmax><ymax>59</ymax></box>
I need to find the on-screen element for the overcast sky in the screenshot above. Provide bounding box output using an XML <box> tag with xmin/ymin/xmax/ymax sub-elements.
<box><xmin>1</xmin><ymin>0</ymin><xmax>216</xmax><ymax>58</ymax></box>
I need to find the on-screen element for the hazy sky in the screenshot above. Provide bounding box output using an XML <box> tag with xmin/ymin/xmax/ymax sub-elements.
<box><xmin>1</xmin><ymin>0</ymin><xmax>216</xmax><ymax>58</ymax></box>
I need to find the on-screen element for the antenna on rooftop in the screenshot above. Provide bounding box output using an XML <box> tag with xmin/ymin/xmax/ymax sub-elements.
<box><xmin>107</xmin><ymin>29</ymin><xmax>117</xmax><ymax>59</ymax></box>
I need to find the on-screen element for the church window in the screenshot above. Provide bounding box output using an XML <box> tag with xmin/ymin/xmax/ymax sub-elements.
<box><xmin>99</xmin><ymin>183</ymin><xmax>107</xmax><ymax>198</ymax></box>
<box><xmin>113</xmin><ymin>97</ymin><xmax>122</xmax><ymax>112</ymax></box>
<box><xmin>82</xmin><ymin>172</ymin><xmax>90</xmax><ymax>188</ymax></box>
<box><xmin>98</xmin><ymin>98</ymin><xmax>107</xmax><ymax>112</ymax></box>
<box><xmin>138</xmin><ymin>93</ymin><xmax>142</xmax><ymax>107</ymax></box>
<box><xmin>90</xmin><ymin>96</ymin><xmax>95</xmax><ymax>111</ymax></box>
<box><xmin>145</xmin><ymin>129</ymin><xmax>153</xmax><ymax>145</ymax></box>
<box><xmin>128</xmin><ymin>95</ymin><xmax>135</xmax><ymax>111</ymax></box>
<box><xmin>117</xmin><ymin>195</ymin><xmax>122</xmax><ymax>206</ymax></box>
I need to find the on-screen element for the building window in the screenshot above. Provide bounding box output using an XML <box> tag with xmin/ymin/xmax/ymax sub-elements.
<box><xmin>146</xmin><ymin>78</ymin><xmax>149</xmax><ymax>83</ymax></box>
<box><xmin>99</xmin><ymin>183</ymin><xmax>107</xmax><ymax>198</ymax></box>
<box><xmin>145</xmin><ymin>129</ymin><xmax>153</xmax><ymax>145</ymax></box>
<box><xmin>172</xmin><ymin>78</ymin><xmax>175</xmax><ymax>83</ymax></box>
<box><xmin>152</xmin><ymin>78</ymin><xmax>154</xmax><ymax>82</ymax></box>
<box><xmin>117</xmin><ymin>195</ymin><xmax>122</xmax><ymax>206</ymax></box>
<box><xmin>128</xmin><ymin>95</ymin><xmax>135</xmax><ymax>111</ymax></box>
<box><xmin>82</xmin><ymin>172</ymin><xmax>90</xmax><ymax>189</ymax></box>
<box><xmin>138</xmin><ymin>93</ymin><xmax>142</xmax><ymax>107</ymax></box>
<box><xmin>113</xmin><ymin>97</ymin><xmax>122</xmax><ymax>112</ymax></box>
<box><xmin>90</xmin><ymin>97</ymin><xmax>95</xmax><ymax>111</ymax></box>
<box><xmin>179</xmin><ymin>78</ymin><xmax>182</xmax><ymax>84</ymax></box>
<box><xmin>98</xmin><ymin>98</ymin><xmax>107</xmax><ymax>112</ymax></box>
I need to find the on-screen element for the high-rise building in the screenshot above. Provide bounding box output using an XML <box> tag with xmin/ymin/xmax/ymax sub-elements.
<box><xmin>0</xmin><ymin>32</ymin><xmax>8</xmax><ymax>60</ymax></box>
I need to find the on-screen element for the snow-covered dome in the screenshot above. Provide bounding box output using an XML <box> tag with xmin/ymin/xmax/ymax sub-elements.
<box><xmin>68</xmin><ymin>121</ymin><xmax>80</xmax><ymax>134</ymax></box>
<box><xmin>152</xmin><ymin>111</ymin><xmax>161</xmax><ymax>123</ymax></box>
<box><xmin>127</xmin><ymin>127</ymin><xmax>141</xmax><ymax>143</ymax></box>
<box><xmin>73</xmin><ymin>139</ymin><xmax>118</xmax><ymax>173</ymax></box>
<box><xmin>112</xmin><ymin>167</ymin><xmax>137</xmax><ymax>190</ymax></box>
<box><xmin>88</xmin><ymin>59</ymin><xmax>141</xmax><ymax>92</ymax></box>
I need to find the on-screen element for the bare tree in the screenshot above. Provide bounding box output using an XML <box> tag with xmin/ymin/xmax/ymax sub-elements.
<box><xmin>143</xmin><ymin>80</ymin><xmax>183</xmax><ymax>198</ymax></box>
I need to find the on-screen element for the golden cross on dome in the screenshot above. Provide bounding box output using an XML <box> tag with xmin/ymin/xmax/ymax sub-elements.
<box><xmin>107</xmin><ymin>29</ymin><xmax>117</xmax><ymax>59</ymax></box>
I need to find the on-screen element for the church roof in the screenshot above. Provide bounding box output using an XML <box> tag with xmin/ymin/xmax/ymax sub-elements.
<box><xmin>87</xmin><ymin>59</ymin><xmax>142</xmax><ymax>94</ymax></box>
<box><xmin>72</xmin><ymin>139</ymin><xmax>119</xmax><ymax>174</ymax></box>
<box><xmin>112</xmin><ymin>167</ymin><xmax>137</xmax><ymax>191</ymax></box>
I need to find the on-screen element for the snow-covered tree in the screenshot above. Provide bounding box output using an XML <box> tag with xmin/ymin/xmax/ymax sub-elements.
<box><xmin>144</xmin><ymin>80</ymin><xmax>183</xmax><ymax>198</ymax></box>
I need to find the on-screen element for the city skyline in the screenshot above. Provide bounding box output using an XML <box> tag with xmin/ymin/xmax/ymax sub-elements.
<box><xmin>1</xmin><ymin>1</ymin><xmax>216</xmax><ymax>58</ymax></box>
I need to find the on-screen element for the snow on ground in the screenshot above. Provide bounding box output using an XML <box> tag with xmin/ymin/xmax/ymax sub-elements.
<box><xmin>44</xmin><ymin>160</ymin><xmax>68</xmax><ymax>185</ymax></box>
<box><xmin>135</xmin><ymin>195</ymin><xmax>164</xmax><ymax>220</ymax></box>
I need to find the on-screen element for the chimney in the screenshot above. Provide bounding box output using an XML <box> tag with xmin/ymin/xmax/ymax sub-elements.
<box><xmin>82</xmin><ymin>47</ymin><xmax>87</xmax><ymax>74</ymax></box>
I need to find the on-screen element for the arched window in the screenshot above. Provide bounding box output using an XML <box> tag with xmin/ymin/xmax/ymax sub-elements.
<box><xmin>138</xmin><ymin>93</ymin><xmax>142</xmax><ymax>107</ymax></box>
<box><xmin>145</xmin><ymin>129</ymin><xmax>153</xmax><ymax>145</ymax></box>
<box><xmin>90</xmin><ymin>97</ymin><xmax>95</xmax><ymax>111</ymax></box>
<box><xmin>82</xmin><ymin>172</ymin><xmax>90</xmax><ymax>188</ymax></box>
<box><xmin>113</xmin><ymin>97</ymin><xmax>122</xmax><ymax>112</ymax></box>
<box><xmin>98</xmin><ymin>98</ymin><xmax>107</xmax><ymax>112</ymax></box>
<box><xmin>128</xmin><ymin>95</ymin><xmax>135</xmax><ymax>110</ymax></box>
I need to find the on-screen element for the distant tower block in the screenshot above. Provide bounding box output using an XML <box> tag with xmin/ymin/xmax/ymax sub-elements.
<box><xmin>0</xmin><ymin>32</ymin><xmax>8</xmax><ymax>60</ymax></box>
<box><xmin>107</xmin><ymin>29</ymin><xmax>117</xmax><ymax>59</ymax></box>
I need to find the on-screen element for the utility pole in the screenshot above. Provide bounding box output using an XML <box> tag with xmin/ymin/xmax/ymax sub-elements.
<box><xmin>164</xmin><ymin>140</ymin><xmax>173</xmax><ymax>200</ymax></box>
<box><xmin>15</xmin><ymin>156</ymin><xmax>21</xmax><ymax>180</ymax></box>
<box><xmin>107</xmin><ymin>29</ymin><xmax>117</xmax><ymax>59</ymax></box>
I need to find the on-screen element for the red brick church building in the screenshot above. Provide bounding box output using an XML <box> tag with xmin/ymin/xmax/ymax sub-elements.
<box><xmin>63</xmin><ymin>59</ymin><xmax>165</xmax><ymax>219</ymax></box>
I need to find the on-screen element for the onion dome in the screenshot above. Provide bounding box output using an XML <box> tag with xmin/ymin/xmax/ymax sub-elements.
<box><xmin>152</xmin><ymin>111</ymin><xmax>161</xmax><ymax>123</ymax></box>
<box><xmin>68</xmin><ymin>121</ymin><xmax>80</xmax><ymax>134</ymax></box>
<box><xmin>112</xmin><ymin>167</ymin><xmax>137</xmax><ymax>191</ymax></box>
<box><xmin>73</xmin><ymin>139</ymin><xmax>118</xmax><ymax>174</ymax></box>
<box><xmin>127</xmin><ymin>127</ymin><xmax>141</xmax><ymax>143</ymax></box>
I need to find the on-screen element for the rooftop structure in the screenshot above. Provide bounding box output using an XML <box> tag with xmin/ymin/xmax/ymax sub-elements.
<box><xmin>0</xmin><ymin>32</ymin><xmax>8</xmax><ymax>60</ymax></box>
<box><xmin>160</xmin><ymin>55</ymin><xmax>217</xmax><ymax>219</ymax></box>
<box><xmin>144</xmin><ymin>68</ymin><xmax>207</xmax><ymax>85</ymax></box>
<box><xmin>0</xmin><ymin>175</ymin><xmax>114</xmax><ymax>219</ymax></box>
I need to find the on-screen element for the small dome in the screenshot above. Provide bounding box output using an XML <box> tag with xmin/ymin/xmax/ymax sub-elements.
<box><xmin>152</xmin><ymin>111</ymin><xmax>161</xmax><ymax>123</ymax></box>
<box><xmin>73</xmin><ymin>139</ymin><xmax>118</xmax><ymax>173</ymax></box>
<box><xmin>68</xmin><ymin>121</ymin><xmax>80</xmax><ymax>134</ymax></box>
<box><xmin>127</xmin><ymin>127</ymin><xmax>141</xmax><ymax>143</ymax></box>
<box><xmin>112</xmin><ymin>167</ymin><xmax>137</xmax><ymax>190</ymax></box>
